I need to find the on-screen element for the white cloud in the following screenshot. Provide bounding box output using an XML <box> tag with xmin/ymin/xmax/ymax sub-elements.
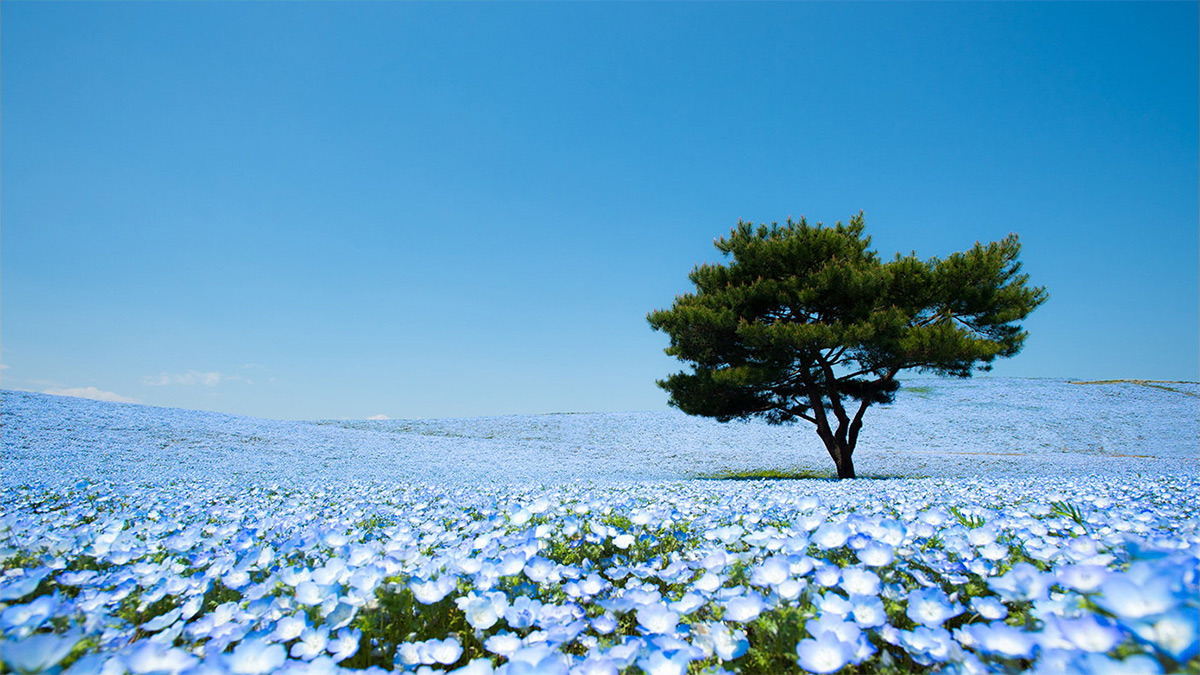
<box><xmin>142</xmin><ymin>370</ymin><xmax>238</xmax><ymax>387</ymax></box>
<box><xmin>367</xmin><ymin>414</ymin><xmax>391</xmax><ymax>421</ymax></box>
<box><xmin>0</xmin><ymin>363</ymin><xmax>9</xmax><ymax>370</ymax></box>
<box><xmin>43</xmin><ymin>386</ymin><xmax>138</xmax><ymax>403</ymax></box>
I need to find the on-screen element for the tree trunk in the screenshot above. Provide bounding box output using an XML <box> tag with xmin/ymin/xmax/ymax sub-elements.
<box><xmin>835</xmin><ymin>449</ymin><xmax>857</xmax><ymax>479</ymax></box>
<box><xmin>817</xmin><ymin>428</ymin><xmax>858</xmax><ymax>479</ymax></box>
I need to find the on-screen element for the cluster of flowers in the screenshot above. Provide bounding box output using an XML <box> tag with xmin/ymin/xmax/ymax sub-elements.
<box><xmin>1</xmin><ymin>474</ymin><xmax>1197</xmax><ymax>674</ymax></box>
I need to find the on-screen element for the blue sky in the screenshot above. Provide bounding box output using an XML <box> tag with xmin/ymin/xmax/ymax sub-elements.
<box><xmin>3</xmin><ymin>2</ymin><xmax>1197</xmax><ymax>420</ymax></box>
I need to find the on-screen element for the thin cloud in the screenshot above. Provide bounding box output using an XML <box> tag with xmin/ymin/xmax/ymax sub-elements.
<box><xmin>142</xmin><ymin>370</ymin><xmax>245</xmax><ymax>387</ymax></box>
<box><xmin>43</xmin><ymin>386</ymin><xmax>138</xmax><ymax>403</ymax></box>
<box><xmin>367</xmin><ymin>414</ymin><xmax>391</xmax><ymax>421</ymax></box>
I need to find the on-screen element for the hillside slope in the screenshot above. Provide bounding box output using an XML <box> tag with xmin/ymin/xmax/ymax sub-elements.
<box><xmin>2</xmin><ymin>378</ymin><xmax>1196</xmax><ymax>486</ymax></box>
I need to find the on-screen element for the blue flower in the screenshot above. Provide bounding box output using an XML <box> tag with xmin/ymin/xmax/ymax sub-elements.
<box><xmin>1095</xmin><ymin>573</ymin><xmax>1180</xmax><ymax>621</ymax></box>
<box><xmin>906</xmin><ymin>587</ymin><xmax>963</xmax><ymax>628</ymax></box>
<box><xmin>960</xmin><ymin>621</ymin><xmax>1036</xmax><ymax>659</ymax></box>
<box><xmin>968</xmin><ymin>595</ymin><xmax>1007</xmax><ymax>621</ymax></box>
<box><xmin>1128</xmin><ymin>606</ymin><xmax>1199</xmax><ymax>663</ymax></box>
<box><xmin>849</xmin><ymin>594</ymin><xmax>888</xmax><ymax>628</ymax></box>
<box><xmin>4</xmin><ymin>631</ymin><xmax>81</xmax><ymax>675</ymax></box>
<box><xmin>226</xmin><ymin>638</ymin><xmax>286</xmax><ymax>675</ymax></box>
<box><xmin>987</xmin><ymin>562</ymin><xmax>1052</xmax><ymax>602</ymax></box>
<box><xmin>722</xmin><ymin>593</ymin><xmax>765</xmax><ymax>623</ymax></box>
<box><xmin>795</xmin><ymin>635</ymin><xmax>852</xmax><ymax>674</ymax></box>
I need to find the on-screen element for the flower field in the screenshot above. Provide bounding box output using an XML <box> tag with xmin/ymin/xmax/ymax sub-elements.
<box><xmin>1</xmin><ymin>379</ymin><xmax>1197</xmax><ymax>674</ymax></box>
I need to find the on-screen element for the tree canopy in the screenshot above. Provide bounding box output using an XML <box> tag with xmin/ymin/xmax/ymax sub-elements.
<box><xmin>647</xmin><ymin>214</ymin><xmax>1048</xmax><ymax>478</ymax></box>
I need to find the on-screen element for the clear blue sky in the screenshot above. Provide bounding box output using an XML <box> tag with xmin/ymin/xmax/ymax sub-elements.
<box><xmin>3</xmin><ymin>2</ymin><xmax>1197</xmax><ymax>420</ymax></box>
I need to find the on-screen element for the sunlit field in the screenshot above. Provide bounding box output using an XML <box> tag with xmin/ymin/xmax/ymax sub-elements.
<box><xmin>2</xmin><ymin>379</ymin><xmax>1197</xmax><ymax>674</ymax></box>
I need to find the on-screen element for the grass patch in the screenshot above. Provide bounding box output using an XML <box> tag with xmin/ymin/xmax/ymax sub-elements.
<box><xmin>344</xmin><ymin>585</ymin><xmax>486</xmax><ymax>671</ymax></box>
<box><xmin>1069</xmin><ymin>379</ymin><xmax>1198</xmax><ymax>397</ymax></box>
<box><xmin>693</xmin><ymin>469</ymin><xmax>927</xmax><ymax>481</ymax></box>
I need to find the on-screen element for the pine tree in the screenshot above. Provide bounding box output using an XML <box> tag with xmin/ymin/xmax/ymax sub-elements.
<box><xmin>647</xmin><ymin>213</ymin><xmax>1048</xmax><ymax>479</ymax></box>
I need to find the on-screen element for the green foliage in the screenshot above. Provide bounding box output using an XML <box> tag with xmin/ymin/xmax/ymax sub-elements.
<box><xmin>59</xmin><ymin>635</ymin><xmax>101</xmax><ymax>671</ymax></box>
<box><xmin>1069</xmin><ymin>379</ymin><xmax>1199</xmax><ymax>397</ymax></box>
<box><xmin>950</xmin><ymin>506</ymin><xmax>987</xmax><ymax>529</ymax></box>
<box><xmin>541</xmin><ymin>522</ymin><xmax>694</xmax><ymax>570</ymax></box>
<box><xmin>648</xmin><ymin>214</ymin><xmax>1047</xmax><ymax>478</ymax></box>
<box><xmin>1050</xmin><ymin>500</ymin><xmax>1087</xmax><ymax>527</ymax></box>
<box><xmin>737</xmin><ymin>605</ymin><xmax>809</xmax><ymax>674</ymax></box>
<box><xmin>345</xmin><ymin>585</ymin><xmax>486</xmax><ymax>671</ymax></box>
<box><xmin>116</xmin><ymin>592</ymin><xmax>179</xmax><ymax>630</ymax></box>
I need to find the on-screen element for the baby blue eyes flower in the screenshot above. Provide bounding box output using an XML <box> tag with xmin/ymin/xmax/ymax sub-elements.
<box><xmin>290</xmin><ymin>626</ymin><xmax>330</xmax><ymax>661</ymax></box>
<box><xmin>795</xmin><ymin>634</ymin><xmax>853</xmax><ymax>674</ymax></box>
<box><xmin>3</xmin><ymin>630</ymin><xmax>82</xmax><ymax>675</ymax></box>
<box><xmin>812</xmin><ymin>522</ymin><xmax>851</xmax><ymax>550</ymax></box>
<box><xmin>699</xmin><ymin>622</ymin><xmax>749</xmax><ymax>661</ymax></box>
<box><xmin>813</xmin><ymin>564</ymin><xmax>841</xmax><ymax>587</ymax></box>
<box><xmin>1</xmin><ymin>594</ymin><xmax>60</xmax><ymax>636</ymax></box>
<box><xmin>961</xmin><ymin>621</ymin><xmax>1036</xmax><ymax>659</ymax></box>
<box><xmin>1063</xmin><ymin>653</ymin><xmax>1166</xmax><ymax>675</ymax></box>
<box><xmin>722</xmin><ymin>593</ymin><xmax>765</xmax><ymax>622</ymax></box>
<box><xmin>1095</xmin><ymin>574</ymin><xmax>1178</xmax><ymax>620</ymax></box>
<box><xmin>272</xmin><ymin>614</ymin><xmax>307</xmax><ymax>642</ymax></box>
<box><xmin>637</xmin><ymin>603</ymin><xmax>680</xmax><ymax>634</ymax></box>
<box><xmin>839</xmin><ymin>568</ymin><xmax>881</xmax><ymax>596</ymax></box>
<box><xmin>327</xmin><ymin>627</ymin><xmax>361</xmax><ymax>663</ymax></box>
<box><xmin>898</xmin><ymin>626</ymin><xmax>957</xmax><ymax>665</ymax></box>
<box><xmin>906</xmin><ymin>587</ymin><xmax>963</xmax><ymax>628</ymax></box>
<box><xmin>590</xmin><ymin>614</ymin><xmax>618</xmax><ymax>635</ymax></box>
<box><xmin>449</xmin><ymin>658</ymin><xmax>496</xmax><ymax>675</ymax></box>
<box><xmin>523</xmin><ymin>557</ymin><xmax>556</xmax><ymax>583</ymax></box>
<box><xmin>988</xmin><ymin>562</ymin><xmax>1052</xmax><ymax>602</ymax></box>
<box><xmin>693</xmin><ymin>573</ymin><xmax>722</xmax><ymax>593</ymax></box>
<box><xmin>400</xmin><ymin>637</ymin><xmax>463</xmax><ymax>667</ymax></box>
<box><xmin>140</xmin><ymin>607</ymin><xmax>182</xmax><ymax>633</ymax></box>
<box><xmin>123</xmin><ymin>641</ymin><xmax>198</xmax><ymax>675</ymax></box>
<box><xmin>849</xmin><ymin>594</ymin><xmax>888</xmax><ymax>628</ymax></box>
<box><xmin>223</xmin><ymin>570</ymin><xmax>251</xmax><ymax>590</ymax></box>
<box><xmin>816</xmin><ymin>592</ymin><xmax>853</xmax><ymax>617</ymax></box>
<box><xmin>966</xmin><ymin>525</ymin><xmax>998</xmax><ymax>547</ymax></box>
<box><xmin>1048</xmin><ymin>614</ymin><xmax>1123</xmax><ymax>653</ymax></box>
<box><xmin>427</xmin><ymin>638</ymin><xmax>463</xmax><ymax>666</ymax></box>
<box><xmin>0</xmin><ymin>569</ymin><xmax>50</xmax><ymax>601</ymax></box>
<box><xmin>459</xmin><ymin>593</ymin><xmax>502</xmax><ymax>630</ymax></box>
<box><xmin>978</xmin><ymin>542</ymin><xmax>1010</xmax><ymax>561</ymax></box>
<box><xmin>636</xmin><ymin>649</ymin><xmax>692</xmax><ymax>675</ymax></box>
<box><xmin>776</xmin><ymin>578</ymin><xmax>806</xmax><ymax>601</ymax></box>
<box><xmin>293</xmin><ymin>581</ymin><xmax>329</xmax><ymax>606</ymax></box>
<box><xmin>410</xmin><ymin>576</ymin><xmax>456</xmax><ymax>605</ymax></box>
<box><xmin>1128</xmin><ymin>606</ymin><xmax>1200</xmax><ymax>663</ymax></box>
<box><xmin>1056</xmin><ymin>564</ymin><xmax>1110</xmax><ymax>593</ymax></box>
<box><xmin>750</xmin><ymin>557</ymin><xmax>790</xmax><ymax>586</ymax></box>
<box><xmin>484</xmin><ymin>631</ymin><xmax>523</xmax><ymax>658</ymax></box>
<box><xmin>226</xmin><ymin>638</ymin><xmax>286</xmax><ymax>675</ymax></box>
<box><xmin>856</xmin><ymin>541</ymin><xmax>895</xmax><ymax>567</ymax></box>
<box><xmin>579</xmin><ymin>573</ymin><xmax>606</xmax><ymax>596</ymax></box>
<box><xmin>507</xmin><ymin>644</ymin><xmax>566</xmax><ymax>674</ymax></box>
<box><xmin>968</xmin><ymin>595</ymin><xmax>1008</xmax><ymax>621</ymax></box>
<box><xmin>504</xmin><ymin>596</ymin><xmax>543</xmax><ymax>629</ymax></box>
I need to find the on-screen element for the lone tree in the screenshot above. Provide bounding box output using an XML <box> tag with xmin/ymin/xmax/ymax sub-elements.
<box><xmin>647</xmin><ymin>214</ymin><xmax>1047</xmax><ymax>479</ymax></box>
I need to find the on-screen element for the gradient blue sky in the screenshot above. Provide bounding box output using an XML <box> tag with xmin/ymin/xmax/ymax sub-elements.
<box><xmin>3</xmin><ymin>2</ymin><xmax>1197</xmax><ymax>420</ymax></box>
